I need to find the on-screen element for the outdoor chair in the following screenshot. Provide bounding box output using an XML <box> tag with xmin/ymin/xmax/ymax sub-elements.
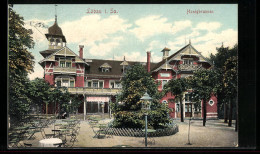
<box><xmin>53</xmin><ymin>143</ymin><xmax>64</xmax><ymax>147</ymax></box>
<box><xmin>9</xmin><ymin>138</ymin><xmax>21</xmax><ymax>148</ymax></box>
<box><xmin>23</xmin><ymin>143</ymin><xmax>32</xmax><ymax>147</ymax></box>
<box><xmin>41</xmin><ymin>128</ymin><xmax>55</xmax><ymax>139</ymax></box>
<box><xmin>26</xmin><ymin>130</ymin><xmax>37</xmax><ymax>140</ymax></box>
<box><xmin>91</xmin><ymin>127</ymin><xmax>106</xmax><ymax>139</ymax></box>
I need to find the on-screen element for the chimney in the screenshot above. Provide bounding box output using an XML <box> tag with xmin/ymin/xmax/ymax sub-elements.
<box><xmin>147</xmin><ymin>51</ymin><xmax>151</xmax><ymax>72</ymax></box>
<box><xmin>79</xmin><ymin>45</ymin><xmax>84</xmax><ymax>59</ymax></box>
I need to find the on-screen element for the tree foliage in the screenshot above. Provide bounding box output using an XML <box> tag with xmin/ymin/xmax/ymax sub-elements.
<box><xmin>8</xmin><ymin>6</ymin><xmax>35</xmax><ymax>124</ymax></box>
<box><xmin>190</xmin><ymin>69</ymin><xmax>219</xmax><ymax>126</ymax></box>
<box><xmin>110</xmin><ymin>64</ymin><xmax>172</xmax><ymax>129</ymax></box>
<box><xmin>163</xmin><ymin>78</ymin><xmax>190</xmax><ymax>122</ymax></box>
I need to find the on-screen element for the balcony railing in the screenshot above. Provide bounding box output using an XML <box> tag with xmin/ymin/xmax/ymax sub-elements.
<box><xmin>53</xmin><ymin>66</ymin><xmax>76</xmax><ymax>73</ymax></box>
<box><xmin>178</xmin><ymin>64</ymin><xmax>204</xmax><ymax>71</ymax></box>
<box><xmin>67</xmin><ymin>87</ymin><xmax>122</xmax><ymax>95</ymax></box>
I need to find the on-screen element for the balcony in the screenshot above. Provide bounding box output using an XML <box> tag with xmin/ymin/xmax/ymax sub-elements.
<box><xmin>178</xmin><ymin>64</ymin><xmax>204</xmax><ymax>71</ymax></box>
<box><xmin>67</xmin><ymin>87</ymin><xmax>122</xmax><ymax>95</ymax></box>
<box><xmin>53</xmin><ymin>66</ymin><xmax>76</xmax><ymax>74</ymax></box>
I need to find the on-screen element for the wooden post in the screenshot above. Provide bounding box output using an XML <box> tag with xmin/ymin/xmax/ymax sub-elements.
<box><xmin>228</xmin><ymin>98</ymin><xmax>233</xmax><ymax>127</ymax></box>
<box><xmin>224</xmin><ymin>102</ymin><xmax>228</xmax><ymax>123</ymax></box>
<box><xmin>84</xmin><ymin>94</ymin><xmax>86</xmax><ymax>121</ymax></box>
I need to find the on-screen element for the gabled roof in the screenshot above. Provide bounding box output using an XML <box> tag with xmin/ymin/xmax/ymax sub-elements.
<box><xmin>38</xmin><ymin>46</ymin><xmax>88</xmax><ymax>66</ymax></box>
<box><xmin>100</xmin><ymin>63</ymin><xmax>112</xmax><ymax>68</ymax></box>
<box><xmin>39</xmin><ymin>49</ymin><xmax>60</xmax><ymax>58</ymax></box>
<box><xmin>85</xmin><ymin>59</ymin><xmax>157</xmax><ymax>77</ymax></box>
<box><xmin>151</xmin><ymin>43</ymin><xmax>213</xmax><ymax>72</ymax></box>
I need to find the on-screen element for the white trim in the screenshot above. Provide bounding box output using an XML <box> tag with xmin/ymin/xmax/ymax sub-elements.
<box><xmin>208</xmin><ymin>99</ymin><xmax>215</xmax><ymax>106</ymax></box>
<box><xmin>207</xmin><ymin>116</ymin><xmax>218</xmax><ymax>118</ymax></box>
<box><xmin>207</xmin><ymin>112</ymin><xmax>218</xmax><ymax>114</ymax></box>
<box><xmin>46</xmin><ymin>62</ymin><xmax>53</xmax><ymax>73</ymax></box>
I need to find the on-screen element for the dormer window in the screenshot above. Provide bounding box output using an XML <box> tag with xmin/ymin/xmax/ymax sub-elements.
<box><xmin>102</xmin><ymin>68</ymin><xmax>110</xmax><ymax>72</ymax></box>
<box><xmin>100</xmin><ymin>63</ymin><xmax>112</xmax><ymax>73</ymax></box>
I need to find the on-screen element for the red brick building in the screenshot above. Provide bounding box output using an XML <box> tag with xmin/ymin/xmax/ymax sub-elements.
<box><xmin>39</xmin><ymin>18</ymin><xmax>218</xmax><ymax>119</ymax></box>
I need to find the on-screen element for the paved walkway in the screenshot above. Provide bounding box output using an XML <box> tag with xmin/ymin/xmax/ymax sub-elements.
<box><xmin>21</xmin><ymin>118</ymin><xmax>238</xmax><ymax>148</ymax></box>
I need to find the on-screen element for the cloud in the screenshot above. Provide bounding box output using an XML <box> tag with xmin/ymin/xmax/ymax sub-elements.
<box><xmin>172</xmin><ymin>20</ymin><xmax>192</xmax><ymax>34</ymax></box>
<box><xmin>192</xmin><ymin>29</ymin><xmax>238</xmax><ymax>57</ymax></box>
<box><xmin>24</xmin><ymin>19</ymin><xmax>53</xmax><ymax>43</ymax></box>
<box><xmin>193</xmin><ymin>22</ymin><xmax>222</xmax><ymax>32</ymax></box>
<box><xmin>87</xmin><ymin>37</ymin><xmax>124</xmax><ymax>56</ymax></box>
<box><xmin>130</xmin><ymin>16</ymin><xmax>192</xmax><ymax>41</ymax></box>
<box><xmin>28</xmin><ymin>65</ymin><xmax>44</xmax><ymax>80</ymax></box>
<box><xmin>61</xmin><ymin>15</ymin><xmax>132</xmax><ymax>45</ymax></box>
<box><xmin>130</xmin><ymin>15</ymin><xmax>172</xmax><ymax>41</ymax></box>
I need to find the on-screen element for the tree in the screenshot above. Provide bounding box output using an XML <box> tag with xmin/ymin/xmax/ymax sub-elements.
<box><xmin>190</xmin><ymin>69</ymin><xmax>219</xmax><ymax>126</ymax></box>
<box><xmin>110</xmin><ymin>64</ymin><xmax>171</xmax><ymax>129</ymax></box>
<box><xmin>163</xmin><ymin>78</ymin><xmax>190</xmax><ymax>122</ymax></box>
<box><xmin>8</xmin><ymin>6</ymin><xmax>35</xmax><ymax>126</ymax></box>
<box><xmin>28</xmin><ymin>78</ymin><xmax>53</xmax><ymax>115</ymax></box>
<box><xmin>209</xmin><ymin>44</ymin><xmax>237</xmax><ymax>122</ymax></box>
<box><xmin>70</xmin><ymin>94</ymin><xmax>83</xmax><ymax>116</ymax></box>
<box><xmin>223</xmin><ymin>56</ymin><xmax>238</xmax><ymax>129</ymax></box>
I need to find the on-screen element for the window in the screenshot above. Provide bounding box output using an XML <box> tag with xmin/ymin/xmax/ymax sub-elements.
<box><xmin>93</xmin><ymin>81</ymin><xmax>98</xmax><ymax>88</ymax></box>
<box><xmin>60</xmin><ymin>61</ymin><xmax>65</xmax><ymax>67</ymax></box>
<box><xmin>162</xmin><ymin>100</ymin><xmax>168</xmax><ymax>105</ymax></box>
<box><xmin>185</xmin><ymin>94</ymin><xmax>191</xmax><ymax>102</ymax></box>
<box><xmin>62</xmin><ymin>80</ymin><xmax>69</xmax><ymax>87</ymax></box>
<box><xmin>184</xmin><ymin>59</ymin><xmax>193</xmax><ymax>65</ymax></box>
<box><xmin>176</xmin><ymin>104</ymin><xmax>179</xmax><ymax>112</ymax></box>
<box><xmin>110</xmin><ymin>82</ymin><xmax>115</xmax><ymax>88</ymax></box>
<box><xmin>101</xmin><ymin>68</ymin><xmax>110</xmax><ymax>72</ymax></box>
<box><xmin>115</xmin><ymin>81</ymin><xmax>121</xmax><ymax>88</ymax></box>
<box><xmin>88</xmin><ymin>81</ymin><xmax>92</xmax><ymax>87</ymax></box>
<box><xmin>99</xmin><ymin>81</ymin><xmax>104</xmax><ymax>88</ymax></box>
<box><xmin>57</xmin><ymin>81</ymin><xmax>61</xmax><ymax>87</ymax></box>
<box><xmin>209</xmin><ymin>100</ymin><xmax>214</xmax><ymax>106</ymax></box>
<box><xmin>162</xmin><ymin>80</ymin><xmax>168</xmax><ymax>89</ymax></box>
<box><xmin>66</xmin><ymin>62</ymin><xmax>71</xmax><ymax>67</ymax></box>
<box><xmin>70</xmin><ymin>80</ymin><xmax>74</xmax><ymax>87</ymax></box>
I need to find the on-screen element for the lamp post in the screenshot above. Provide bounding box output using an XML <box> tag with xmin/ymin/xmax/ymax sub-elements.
<box><xmin>69</xmin><ymin>100</ymin><xmax>72</xmax><ymax>118</ymax></box>
<box><xmin>101</xmin><ymin>102</ymin><xmax>105</xmax><ymax>118</ymax></box>
<box><xmin>140</xmin><ymin>91</ymin><xmax>152</xmax><ymax>147</ymax></box>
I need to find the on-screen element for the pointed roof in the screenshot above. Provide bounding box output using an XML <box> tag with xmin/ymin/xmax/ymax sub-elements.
<box><xmin>45</xmin><ymin>17</ymin><xmax>66</xmax><ymax>42</ymax></box>
<box><xmin>161</xmin><ymin>47</ymin><xmax>171</xmax><ymax>52</ymax></box>
<box><xmin>120</xmin><ymin>56</ymin><xmax>129</xmax><ymax>65</ymax></box>
<box><xmin>100</xmin><ymin>62</ymin><xmax>112</xmax><ymax>68</ymax></box>
<box><xmin>151</xmin><ymin>44</ymin><xmax>213</xmax><ymax>72</ymax></box>
<box><xmin>38</xmin><ymin>46</ymin><xmax>88</xmax><ymax>67</ymax></box>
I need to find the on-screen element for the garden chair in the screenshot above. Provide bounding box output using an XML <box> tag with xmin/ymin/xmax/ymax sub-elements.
<box><xmin>53</xmin><ymin>143</ymin><xmax>64</xmax><ymax>147</ymax></box>
<box><xmin>91</xmin><ymin>126</ymin><xmax>106</xmax><ymax>139</ymax></box>
<box><xmin>23</xmin><ymin>143</ymin><xmax>32</xmax><ymax>147</ymax></box>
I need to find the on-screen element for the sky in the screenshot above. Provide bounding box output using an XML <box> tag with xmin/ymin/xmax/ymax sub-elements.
<box><xmin>12</xmin><ymin>4</ymin><xmax>238</xmax><ymax>80</ymax></box>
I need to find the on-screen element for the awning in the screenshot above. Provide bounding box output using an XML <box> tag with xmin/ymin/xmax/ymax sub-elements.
<box><xmin>86</xmin><ymin>97</ymin><xmax>110</xmax><ymax>102</ymax></box>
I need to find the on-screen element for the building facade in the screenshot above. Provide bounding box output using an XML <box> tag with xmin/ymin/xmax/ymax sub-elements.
<box><xmin>39</xmin><ymin>18</ymin><xmax>218</xmax><ymax>119</ymax></box>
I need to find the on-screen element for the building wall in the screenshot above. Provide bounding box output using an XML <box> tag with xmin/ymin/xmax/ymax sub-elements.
<box><xmin>76</xmin><ymin>75</ymin><xmax>84</xmax><ymax>87</ymax></box>
<box><xmin>201</xmin><ymin>95</ymin><xmax>218</xmax><ymax>119</ymax></box>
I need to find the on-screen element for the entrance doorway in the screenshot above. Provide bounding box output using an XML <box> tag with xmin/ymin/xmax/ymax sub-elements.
<box><xmin>185</xmin><ymin>103</ymin><xmax>192</xmax><ymax>117</ymax></box>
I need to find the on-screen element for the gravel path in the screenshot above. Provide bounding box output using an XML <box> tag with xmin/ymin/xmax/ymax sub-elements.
<box><xmin>18</xmin><ymin>118</ymin><xmax>238</xmax><ymax>148</ymax></box>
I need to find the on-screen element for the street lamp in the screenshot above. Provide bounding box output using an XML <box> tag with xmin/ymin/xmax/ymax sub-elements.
<box><xmin>101</xmin><ymin>102</ymin><xmax>105</xmax><ymax>118</ymax></box>
<box><xmin>140</xmin><ymin>91</ymin><xmax>152</xmax><ymax>147</ymax></box>
<box><xmin>69</xmin><ymin>100</ymin><xmax>72</xmax><ymax>118</ymax></box>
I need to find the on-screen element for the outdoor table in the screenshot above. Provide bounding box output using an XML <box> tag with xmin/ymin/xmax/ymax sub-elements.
<box><xmin>14</xmin><ymin>126</ymin><xmax>29</xmax><ymax>131</ymax></box>
<box><xmin>39</xmin><ymin>138</ymin><xmax>62</xmax><ymax>147</ymax></box>
<box><xmin>112</xmin><ymin>145</ymin><xmax>132</xmax><ymax>147</ymax></box>
<box><xmin>142</xmin><ymin>129</ymin><xmax>156</xmax><ymax>145</ymax></box>
<box><xmin>52</xmin><ymin>129</ymin><xmax>61</xmax><ymax>136</ymax></box>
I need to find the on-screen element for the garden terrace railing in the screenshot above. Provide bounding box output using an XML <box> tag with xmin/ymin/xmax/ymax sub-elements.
<box><xmin>104</xmin><ymin>123</ymin><xmax>178</xmax><ymax>137</ymax></box>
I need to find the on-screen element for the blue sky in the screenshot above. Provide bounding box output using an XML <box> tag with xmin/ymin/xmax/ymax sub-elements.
<box><xmin>12</xmin><ymin>4</ymin><xmax>238</xmax><ymax>80</ymax></box>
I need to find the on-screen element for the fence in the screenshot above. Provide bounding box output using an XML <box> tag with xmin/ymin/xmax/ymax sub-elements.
<box><xmin>104</xmin><ymin>123</ymin><xmax>179</xmax><ymax>137</ymax></box>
